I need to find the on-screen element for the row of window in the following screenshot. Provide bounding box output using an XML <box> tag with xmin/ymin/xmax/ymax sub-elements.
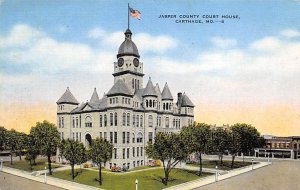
<box><xmin>99</xmin><ymin>131</ymin><xmax>143</xmax><ymax>144</ymax></box>
<box><xmin>113</xmin><ymin>147</ymin><xmax>144</xmax><ymax>159</ymax></box>
<box><xmin>58</xmin><ymin>105</ymin><xmax>65</xmax><ymax>111</ymax></box>
<box><xmin>132</xmin><ymin>78</ymin><xmax>140</xmax><ymax>90</ymax></box>
<box><xmin>109</xmin><ymin>97</ymin><xmax>132</xmax><ymax>105</ymax></box>
<box><xmin>72</xmin><ymin>116</ymin><xmax>82</xmax><ymax>128</ymax></box>
<box><xmin>109</xmin><ymin>160</ymin><xmax>144</xmax><ymax>170</ymax></box>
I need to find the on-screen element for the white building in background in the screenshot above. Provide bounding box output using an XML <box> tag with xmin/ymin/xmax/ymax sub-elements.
<box><xmin>56</xmin><ymin>28</ymin><xmax>195</xmax><ymax>169</ymax></box>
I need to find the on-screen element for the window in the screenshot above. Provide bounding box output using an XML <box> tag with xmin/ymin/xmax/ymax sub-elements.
<box><xmin>158</xmin><ymin>116</ymin><xmax>161</xmax><ymax>127</ymax></box>
<box><xmin>76</xmin><ymin>132</ymin><xmax>78</xmax><ymax>141</ymax></box>
<box><xmin>114</xmin><ymin>132</ymin><xmax>118</xmax><ymax>143</ymax></box>
<box><xmin>148</xmin><ymin>115</ymin><xmax>153</xmax><ymax>127</ymax></box>
<box><xmin>141</xmin><ymin>160</ymin><xmax>143</xmax><ymax>166</ymax></box>
<box><xmin>79</xmin><ymin>132</ymin><xmax>81</xmax><ymax>141</ymax></box>
<box><xmin>137</xmin><ymin>147</ymin><xmax>139</xmax><ymax>157</ymax></box>
<box><xmin>79</xmin><ymin>115</ymin><xmax>81</xmax><ymax>128</ymax></box>
<box><xmin>127</xmin><ymin>132</ymin><xmax>130</xmax><ymax>143</ymax></box>
<box><xmin>100</xmin><ymin>115</ymin><xmax>103</xmax><ymax>127</ymax></box>
<box><xmin>165</xmin><ymin>117</ymin><xmax>169</xmax><ymax>128</ymax></box>
<box><xmin>123</xmin><ymin>132</ymin><xmax>126</xmax><ymax>144</ymax></box>
<box><xmin>59</xmin><ymin>117</ymin><xmax>61</xmax><ymax>128</ymax></box>
<box><xmin>110</xmin><ymin>113</ymin><xmax>113</xmax><ymax>126</ymax></box>
<box><xmin>100</xmin><ymin>132</ymin><xmax>102</xmax><ymax>138</ymax></box>
<box><xmin>148</xmin><ymin>132</ymin><xmax>153</xmax><ymax>143</ymax></box>
<box><xmin>61</xmin><ymin>132</ymin><xmax>64</xmax><ymax>140</ymax></box>
<box><xmin>127</xmin><ymin>148</ymin><xmax>130</xmax><ymax>159</ymax></box>
<box><xmin>127</xmin><ymin>113</ymin><xmax>130</xmax><ymax>126</ymax></box>
<box><xmin>122</xmin><ymin>113</ymin><xmax>126</xmax><ymax>126</ymax></box>
<box><xmin>136</xmin><ymin>115</ymin><xmax>139</xmax><ymax>127</ymax></box>
<box><xmin>149</xmin><ymin>99</ymin><xmax>152</xmax><ymax>107</ymax></box>
<box><xmin>141</xmin><ymin>147</ymin><xmax>143</xmax><ymax>156</ymax></box>
<box><xmin>146</xmin><ymin>100</ymin><xmax>148</xmax><ymax>107</ymax></box>
<box><xmin>132</xmin><ymin>133</ymin><xmax>135</xmax><ymax>143</ymax></box>
<box><xmin>123</xmin><ymin>148</ymin><xmax>125</xmax><ymax>159</ymax></box>
<box><xmin>114</xmin><ymin>112</ymin><xmax>118</xmax><ymax>126</ymax></box>
<box><xmin>132</xmin><ymin>78</ymin><xmax>134</xmax><ymax>89</ymax></box>
<box><xmin>110</xmin><ymin>132</ymin><xmax>113</xmax><ymax>143</ymax></box>
<box><xmin>133</xmin><ymin>114</ymin><xmax>135</xmax><ymax>126</ymax></box>
<box><xmin>133</xmin><ymin>147</ymin><xmax>135</xmax><ymax>157</ymax></box>
<box><xmin>85</xmin><ymin>116</ymin><xmax>92</xmax><ymax>127</ymax></box>
<box><xmin>104</xmin><ymin>114</ymin><xmax>107</xmax><ymax>126</ymax></box>
<box><xmin>140</xmin><ymin>115</ymin><xmax>143</xmax><ymax>127</ymax></box>
<box><xmin>114</xmin><ymin>148</ymin><xmax>117</xmax><ymax>159</ymax></box>
<box><xmin>173</xmin><ymin>118</ymin><xmax>176</xmax><ymax>128</ymax></box>
<box><xmin>72</xmin><ymin>132</ymin><xmax>74</xmax><ymax>140</ymax></box>
<box><xmin>104</xmin><ymin>132</ymin><xmax>107</xmax><ymax>141</ymax></box>
<box><xmin>72</xmin><ymin>117</ymin><xmax>75</xmax><ymax>128</ymax></box>
<box><xmin>62</xmin><ymin>117</ymin><xmax>64</xmax><ymax>127</ymax></box>
<box><xmin>76</xmin><ymin>117</ymin><xmax>78</xmax><ymax>128</ymax></box>
<box><xmin>137</xmin><ymin>133</ymin><xmax>143</xmax><ymax>143</ymax></box>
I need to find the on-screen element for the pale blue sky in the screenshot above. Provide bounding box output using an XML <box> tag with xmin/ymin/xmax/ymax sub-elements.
<box><xmin>1</xmin><ymin>0</ymin><xmax>300</xmax><ymax>135</ymax></box>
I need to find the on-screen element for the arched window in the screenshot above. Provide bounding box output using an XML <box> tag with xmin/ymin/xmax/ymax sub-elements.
<box><xmin>166</xmin><ymin>103</ymin><xmax>169</xmax><ymax>110</ymax></box>
<box><xmin>127</xmin><ymin>113</ymin><xmax>130</xmax><ymax>126</ymax></box>
<box><xmin>169</xmin><ymin>103</ymin><xmax>172</xmax><ymax>110</ymax></box>
<box><xmin>137</xmin><ymin>132</ymin><xmax>143</xmax><ymax>143</ymax></box>
<box><xmin>132</xmin><ymin>78</ymin><xmax>134</xmax><ymax>89</ymax></box>
<box><xmin>149</xmin><ymin>100</ymin><xmax>152</xmax><ymax>108</ymax></box>
<box><xmin>173</xmin><ymin>118</ymin><xmax>176</xmax><ymax>128</ymax></box>
<box><xmin>104</xmin><ymin>114</ymin><xmax>107</xmax><ymax>127</ymax></box>
<box><xmin>140</xmin><ymin>115</ymin><xmax>143</xmax><ymax>127</ymax></box>
<box><xmin>136</xmin><ymin>115</ymin><xmax>139</xmax><ymax>127</ymax></box>
<box><xmin>132</xmin><ymin>133</ymin><xmax>135</xmax><ymax>143</ymax></box>
<box><xmin>146</xmin><ymin>100</ymin><xmax>148</xmax><ymax>107</ymax></box>
<box><xmin>148</xmin><ymin>115</ymin><xmax>153</xmax><ymax>127</ymax></box>
<box><xmin>163</xmin><ymin>103</ymin><xmax>165</xmax><ymax>110</ymax></box>
<box><xmin>165</xmin><ymin>117</ymin><xmax>169</xmax><ymax>128</ymax></box>
<box><xmin>153</xmin><ymin>101</ymin><xmax>156</xmax><ymax>108</ymax></box>
<box><xmin>110</xmin><ymin>113</ymin><xmax>113</xmax><ymax>126</ymax></box>
<box><xmin>100</xmin><ymin>115</ymin><xmax>103</xmax><ymax>127</ymax></box>
<box><xmin>123</xmin><ymin>113</ymin><xmax>126</xmax><ymax>126</ymax></box>
<box><xmin>133</xmin><ymin>114</ymin><xmax>135</xmax><ymax>126</ymax></box>
<box><xmin>135</xmin><ymin>79</ymin><xmax>137</xmax><ymax>89</ymax></box>
<box><xmin>85</xmin><ymin>116</ymin><xmax>92</xmax><ymax>127</ymax></box>
<box><xmin>114</xmin><ymin>112</ymin><xmax>117</xmax><ymax>126</ymax></box>
<box><xmin>137</xmin><ymin>80</ymin><xmax>139</xmax><ymax>89</ymax></box>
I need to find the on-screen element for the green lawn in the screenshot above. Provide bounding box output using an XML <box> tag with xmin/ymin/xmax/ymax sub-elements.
<box><xmin>129</xmin><ymin>165</ymin><xmax>158</xmax><ymax>171</ymax></box>
<box><xmin>187</xmin><ymin>159</ymin><xmax>253</xmax><ymax>170</ymax></box>
<box><xmin>52</xmin><ymin>168</ymin><xmax>211</xmax><ymax>190</ymax></box>
<box><xmin>3</xmin><ymin>159</ymin><xmax>61</xmax><ymax>172</ymax></box>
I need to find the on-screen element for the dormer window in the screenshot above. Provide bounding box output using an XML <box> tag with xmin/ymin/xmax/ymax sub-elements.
<box><xmin>85</xmin><ymin>116</ymin><xmax>92</xmax><ymax>127</ymax></box>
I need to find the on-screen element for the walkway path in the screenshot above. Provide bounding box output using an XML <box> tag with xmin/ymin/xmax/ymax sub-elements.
<box><xmin>197</xmin><ymin>160</ymin><xmax>299</xmax><ymax>190</ymax></box>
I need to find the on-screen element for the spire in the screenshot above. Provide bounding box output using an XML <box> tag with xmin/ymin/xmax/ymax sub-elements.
<box><xmin>161</xmin><ymin>82</ymin><xmax>173</xmax><ymax>100</ymax></box>
<box><xmin>143</xmin><ymin>77</ymin><xmax>157</xmax><ymax>97</ymax></box>
<box><xmin>57</xmin><ymin>87</ymin><xmax>79</xmax><ymax>105</ymax></box>
<box><xmin>89</xmin><ymin>88</ymin><xmax>100</xmax><ymax>104</ymax></box>
<box><xmin>155</xmin><ymin>83</ymin><xmax>161</xmax><ymax>96</ymax></box>
<box><xmin>107</xmin><ymin>79</ymin><xmax>132</xmax><ymax>97</ymax></box>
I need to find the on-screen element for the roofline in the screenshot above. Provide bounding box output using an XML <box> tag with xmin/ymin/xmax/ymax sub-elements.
<box><xmin>142</xmin><ymin>94</ymin><xmax>158</xmax><ymax>97</ymax></box>
<box><xmin>162</xmin><ymin>98</ymin><xmax>173</xmax><ymax>100</ymax></box>
<box><xmin>112</xmin><ymin>70</ymin><xmax>144</xmax><ymax>77</ymax></box>
<box><xmin>117</xmin><ymin>53</ymin><xmax>140</xmax><ymax>58</ymax></box>
<box><xmin>106</xmin><ymin>93</ymin><xmax>133</xmax><ymax>97</ymax></box>
<box><xmin>56</xmin><ymin>102</ymin><xmax>79</xmax><ymax>105</ymax></box>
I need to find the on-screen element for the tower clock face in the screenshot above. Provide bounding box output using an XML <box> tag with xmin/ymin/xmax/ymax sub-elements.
<box><xmin>133</xmin><ymin>58</ymin><xmax>139</xmax><ymax>67</ymax></box>
<box><xmin>118</xmin><ymin>58</ymin><xmax>124</xmax><ymax>67</ymax></box>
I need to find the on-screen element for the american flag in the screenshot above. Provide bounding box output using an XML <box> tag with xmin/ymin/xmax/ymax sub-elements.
<box><xmin>129</xmin><ymin>7</ymin><xmax>141</xmax><ymax>20</ymax></box>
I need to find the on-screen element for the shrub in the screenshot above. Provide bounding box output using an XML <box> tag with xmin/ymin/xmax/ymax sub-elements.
<box><xmin>111</xmin><ymin>166</ymin><xmax>121</xmax><ymax>172</ymax></box>
<box><xmin>83</xmin><ymin>163</ymin><xmax>91</xmax><ymax>168</ymax></box>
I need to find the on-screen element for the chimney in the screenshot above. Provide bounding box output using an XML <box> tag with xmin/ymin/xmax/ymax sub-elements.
<box><xmin>177</xmin><ymin>92</ymin><xmax>183</xmax><ymax>108</ymax></box>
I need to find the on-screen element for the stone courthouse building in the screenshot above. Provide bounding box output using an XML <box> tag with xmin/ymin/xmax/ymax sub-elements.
<box><xmin>56</xmin><ymin>29</ymin><xmax>195</xmax><ymax>169</ymax></box>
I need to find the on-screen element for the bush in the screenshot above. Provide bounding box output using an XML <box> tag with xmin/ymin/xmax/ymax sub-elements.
<box><xmin>146</xmin><ymin>160</ymin><xmax>161</xmax><ymax>167</ymax></box>
<box><xmin>83</xmin><ymin>163</ymin><xmax>91</xmax><ymax>168</ymax></box>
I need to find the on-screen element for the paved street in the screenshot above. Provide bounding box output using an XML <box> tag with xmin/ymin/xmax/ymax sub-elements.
<box><xmin>0</xmin><ymin>172</ymin><xmax>64</xmax><ymax>190</ymax></box>
<box><xmin>197</xmin><ymin>160</ymin><xmax>299</xmax><ymax>190</ymax></box>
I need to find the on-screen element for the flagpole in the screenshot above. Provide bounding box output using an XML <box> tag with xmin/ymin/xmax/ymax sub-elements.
<box><xmin>128</xmin><ymin>3</ymin><xmax>130</xmax><ymax>29</ymax></box>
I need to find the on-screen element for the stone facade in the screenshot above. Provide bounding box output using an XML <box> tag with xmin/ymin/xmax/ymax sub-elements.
<box><xmin>56</xmin><ymin>29</ymin><xmax>195</xmax><ymax>169</ymax></box>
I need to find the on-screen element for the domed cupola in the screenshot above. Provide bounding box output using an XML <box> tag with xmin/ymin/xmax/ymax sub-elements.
<box><xmin>117</xmin><ymin>29</ymin><xmax>140</xmax><ymax>58</ymax></box>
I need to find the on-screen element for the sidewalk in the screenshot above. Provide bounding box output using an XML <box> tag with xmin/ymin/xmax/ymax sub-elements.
<box><xmin>0</xmin><ymin>167</ymin><xmax>103</xmax><ymax>190</ymax></box>
<box><xmin>162</xmin><ymin>161</ymin><xmax>271</xmax><ymax>190</ymax></box>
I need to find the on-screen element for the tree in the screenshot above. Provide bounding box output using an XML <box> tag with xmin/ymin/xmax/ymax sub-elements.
<box><xmin>5</xmin><ymin>129</ymin><xmax>19</xmax><ymax>165</ymax></box>
<box><xmin>88</xmin><ymin>138</ymin><xmax>113</xmax><ymax>185</ymax></box>
<box><xmin>146</xmin><ymin>132</ymin><xmax>189</xmax><ymax>185</ymax></box>
<box><xmin>181</xmin><ymin>123</ymin><xmax>211</xmax><ymax>175</ymax></box>
<box><xmin>228</xmin><ymin>125</ymin><xmax>242</xmax><ymax>169</ymax></box>
<box><xmin>15</xmin><ymin>132</ymin><xmax>27</xmax><ymax>160</ymax></box>
<box><xmin>208</xmin><ymin>128</ymin><xmax>231</xmax><ymax>165</ymax></box>
<box><xmin>30</xmin><ymin>120</ymin><xmax>60</xmax><ymax>175</ymax></box>
<box><xmin>0</xmin><ymin>127</ymin><xmax>7</xmax><ymax>151</ymax></box>
<box><xmin>61</xmin><ymin>139</ymin><xmax>87</xmax><ymax>180</ymax></box>
<box><xmin>25</xmin><ymin>134</ymin><xmax>40</xmax><ymax>169</ymax></box>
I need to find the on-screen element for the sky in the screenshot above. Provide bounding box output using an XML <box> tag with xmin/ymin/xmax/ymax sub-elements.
<box><xmin>0</xmin><ymin>0</ymin><xmax>300</xmax><ymax>136</ymax></box>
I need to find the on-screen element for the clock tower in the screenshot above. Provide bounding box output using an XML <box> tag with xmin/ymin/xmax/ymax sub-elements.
<box><xmin>113</xmin><ymin>29</ymin><xmax>144</xmax><ymax>93</ymax></box>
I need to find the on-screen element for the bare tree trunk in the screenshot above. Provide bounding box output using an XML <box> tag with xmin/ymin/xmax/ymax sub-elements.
<box><xmin>220</xmin><ymin>154</ymin><xmax>223</xmax><ymax>166</ymax></box>
<box><xmin>71</xmin><ymin>163</ymin><xmax>75</xmax><ymax>180</ymax></box>
<box><xmin>164</xmin><ymin>169</ymin><xmax>169</xmax><ymax>186</ymax></box>
<box><xmin>10</xmin><ymin>150</ymin><xmax>13</xmax><ymax>165</ymax></box>
<box><xmin>231</xmin><ymin>154</ymin><xmax>235</xmax><ymax>169</ymax></box>
<box><xmin>19</xmin><ymin>151</ymin><xmax>22</xmax><ymax>160</ymax></box>
<box><xmin>47</xmin><ymin>154</ymin><xmax>52</xmax><ymax>175</ymax></box>
<box><xmin>29</xmin><ymin>159</ymin><xmax>33</xmax><ymax>171</ymax></box>
<box><xmin>199</xmin><ymin>152</ymin><xmax>202</xmax><ymax>175</ymax></box>
<box><xmin>99</xmin><ymin>163</ymin><xmax>102</xmax><ymax>185</ymax></box>
<box><xmin>243</xmin><ymin>153</ymin><xmax>245</xmax><ymax>163</ymax></box>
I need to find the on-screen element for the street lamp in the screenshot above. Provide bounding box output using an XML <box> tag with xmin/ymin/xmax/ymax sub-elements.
<box><xmin>135</xmin><ymin>178</ymin><xmax>138</xmax><ymax>190</ymax></box>
<box><xmin>251</xmin><ymin>159</ymin><xmax>254</xmax><ymax>170</ymax></box>
<box><xmin>44</xmin><ymin>167</ymin><xmax>47</xmax><ymax>183</ymax></box>
<box><xmin>215</xmin><ymin>166</ymin><xmax>218</xmax><ymax>182</ymax></box>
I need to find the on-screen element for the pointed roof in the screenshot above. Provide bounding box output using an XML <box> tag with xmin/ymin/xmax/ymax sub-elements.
<box><xmin>89</xmin><ymin>88</ymin><xmax>100</xmax><ymax>104</ymax></box>
<box><xmin>143</xmin><ymin>78</ymin><xmax>157</xmax><ymax>97</ymax></box>
<box><xmin>155</xmin><ymin>83</ymin><xmax>161</xmax><ymax>96</ymax></box>
<box><xmin>107</xmin><ymin>80</ymin><xmax>132</xmax><ymax>97</ymax></box>
<box><xmin>181</xmin><ymin>93</ymin><xmax>195</xmax><ymax>107</ymax></box>
<box><xmin>57</xmin><ymin>87</ymin><xmax>79</xmax><ymax>105</ymax></box>
<box><xmin>161</xmin><ymin>82</ymin><xmax>173</xmax><ymax>100</ymax></box>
